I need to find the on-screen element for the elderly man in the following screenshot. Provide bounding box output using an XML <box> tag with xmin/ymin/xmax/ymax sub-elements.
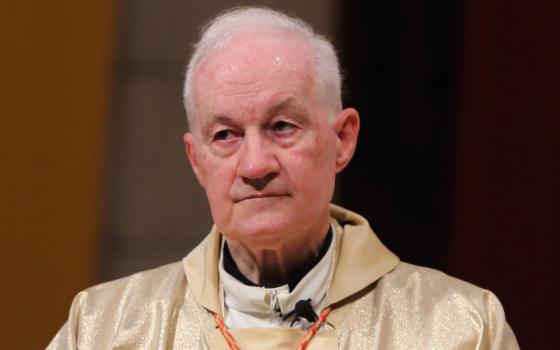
<box><xmin>49</xmin><ymin>7</ymin><xmax>519</xmax><ymax>349</ymax></box>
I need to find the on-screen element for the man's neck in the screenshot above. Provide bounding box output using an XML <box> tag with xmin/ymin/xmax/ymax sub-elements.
<box><xmin>224</xmin><ymin>226</ymin><xmax>331</xmax><ymax>288</ymax></box>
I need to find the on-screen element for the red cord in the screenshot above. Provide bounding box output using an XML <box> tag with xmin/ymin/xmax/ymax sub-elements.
<box><xmin>213</xmin><ymin>307</ymin><xmax>332</xmax><ymax>350</ymax></box>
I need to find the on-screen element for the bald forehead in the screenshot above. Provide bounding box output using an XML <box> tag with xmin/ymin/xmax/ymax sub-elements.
<box><xmin>191</xmin><ymin>31</ymin><xmax>316</xmax><ymax>101</ymax></box>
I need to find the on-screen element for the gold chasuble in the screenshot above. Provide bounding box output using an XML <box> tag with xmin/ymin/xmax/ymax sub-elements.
<box><xmin>48</xmin><ymin>205</ymin><xmax>519</xmax><ymax>349</ymax></box>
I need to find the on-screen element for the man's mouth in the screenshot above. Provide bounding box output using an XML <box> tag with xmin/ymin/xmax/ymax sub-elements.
<box><xmin>234</xmin><ymin>193</ymin><xmax>288</xmax><ymax>203</ymax></box>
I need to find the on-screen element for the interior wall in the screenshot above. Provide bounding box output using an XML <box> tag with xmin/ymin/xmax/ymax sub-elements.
<box><xmin>0</xmin><ymin>2</ymin><xmax>113</xmax><ymax>348</ymax></box>
<box><xmin>337</xmin><ymin>0</ymin><xmax>459</xmax><ymax>270</ymax></box>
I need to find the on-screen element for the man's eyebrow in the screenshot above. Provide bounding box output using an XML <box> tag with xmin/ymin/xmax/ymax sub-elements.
<box><xmin>209</xmin><ymin>115</ymin><xmax>235</xmax><ymax>125</ymax></box>
<box><xmin>200</xmin><ymin>98</ymin><xmax>308</xmax><ymax>136</ymax></box>
<box><xmin>267</xmin><ymin>97</ymin><xmax>309</xmax><ymax>119</ymax></box>
<box><xmin>200</xmin><ymin>115</ymin><xmax>235</xmax><ymax>137</ymax></box>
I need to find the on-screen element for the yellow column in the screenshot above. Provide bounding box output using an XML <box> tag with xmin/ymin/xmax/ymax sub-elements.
<box><xmin>0</xmin><ymin>2</ymin><xmax>113</xmax><ymax>348</ymax></box>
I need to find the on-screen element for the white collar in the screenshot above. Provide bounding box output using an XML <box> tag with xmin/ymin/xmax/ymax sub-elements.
<box><xmin>218</xmin><ymin>227</ymin><xmax>336</xmax><ymax>330</ymax></box>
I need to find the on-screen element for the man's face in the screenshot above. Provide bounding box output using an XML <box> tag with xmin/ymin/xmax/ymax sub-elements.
<box><xmin>185</xmin><ymin>32</ymin><xmax>348</xmax><ymax>247</ymax></box>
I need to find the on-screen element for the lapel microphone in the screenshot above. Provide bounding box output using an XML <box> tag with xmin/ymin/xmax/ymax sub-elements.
<box><xmin>282</xmin><ymin>299</ymin><xmax>318</xmax><ymax>326</ymax></box>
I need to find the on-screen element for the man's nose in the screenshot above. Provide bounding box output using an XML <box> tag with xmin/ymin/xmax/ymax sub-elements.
<box><xmin>237</xmin><ymin>133</ymin><xmax>279</xmax><ymax>185</ymax></box>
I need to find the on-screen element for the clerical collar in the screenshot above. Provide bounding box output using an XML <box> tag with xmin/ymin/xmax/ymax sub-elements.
<box><xmin>218</xmin><ymin>227</ymin><xmax>335</xmax><ymax>330</ymax></box>
<box><xmin>222</xmin><ymin>229</ymin><xmax>333</xmax><ymax>291</ymax></box>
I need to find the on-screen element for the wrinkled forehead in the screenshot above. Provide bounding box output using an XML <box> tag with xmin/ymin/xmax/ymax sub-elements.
<box><xmin>191</xmin><ymin>31</ymin><xmax>316</xmax><ymax>102</ymax></box>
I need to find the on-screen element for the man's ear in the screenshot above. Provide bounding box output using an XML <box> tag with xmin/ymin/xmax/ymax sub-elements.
<box><xmin>183</xmin><ymin>132</ymin><xmax>205</xmax><ymax>187</ymax></box>
<box><xmin>333</xmin><ymin>108</ymin><xmax>360</xmax><ymax>173</ymax></box>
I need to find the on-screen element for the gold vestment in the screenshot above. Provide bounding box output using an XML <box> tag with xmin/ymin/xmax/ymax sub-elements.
<box><xmin>48</xmin><ymin>205</ymin><xmax>519</xmax><ymax>349</ymax></box>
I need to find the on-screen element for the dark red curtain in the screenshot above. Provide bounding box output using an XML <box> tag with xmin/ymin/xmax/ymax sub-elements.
<box><xmin>446</xmin><ymin>1</ymin><xmax>560</xmax><ymax>348</ymax></box>
<box><xmin>338</xmin><ymin>1</ymin><xmax>559</xmax><ymax>348</ymax></box>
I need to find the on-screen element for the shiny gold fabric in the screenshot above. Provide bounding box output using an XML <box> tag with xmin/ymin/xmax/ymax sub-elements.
<box><xmin>48</xmin><ymin>205</ymin><xmax>519</xmax><ymax>349</ymax></box>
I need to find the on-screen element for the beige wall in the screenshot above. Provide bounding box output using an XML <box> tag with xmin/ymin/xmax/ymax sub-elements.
<box><xmin>0</xmin><ymin>2</ymin><xmax>113</xmax><ymax>348</ymax></box>
<box><xmin>0</xmin><ymin>1</ymin><xmax>336</xmax><ymax>347</ymax></box>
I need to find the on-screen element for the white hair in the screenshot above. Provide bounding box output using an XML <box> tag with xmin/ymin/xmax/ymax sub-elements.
<box><xmin>183</xmin><ymin>6</ymin><xmax>342</xmax><ymax>129</ymax></box>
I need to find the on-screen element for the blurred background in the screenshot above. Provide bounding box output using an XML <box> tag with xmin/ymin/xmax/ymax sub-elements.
<box><xmin>1</xmin><ymin>1</ymin><xmax>558</xmax><ymax>348</ymax></box>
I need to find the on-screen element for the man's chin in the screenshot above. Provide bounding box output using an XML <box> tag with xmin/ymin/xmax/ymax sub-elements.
<box><xmin>222</xmin><ymin>213</ymin><xmax>296</xmax><ymax>244</ymax></box>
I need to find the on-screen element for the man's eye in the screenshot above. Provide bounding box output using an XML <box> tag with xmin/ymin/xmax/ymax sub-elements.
<box><xmin>213</xmin><ymin>129</ymin><xmax>236</xmax><ymax>141</ymax></box>
<box><xmin>272</xmin><ymin>121</ymin><xmax>295</xmax><ymax>133</ymax></box>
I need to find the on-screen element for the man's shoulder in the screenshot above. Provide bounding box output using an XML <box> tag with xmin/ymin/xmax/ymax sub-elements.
<box><xmin>388</xmin><ymin>261</ymin><xmax>491</xmax><ymax>295</ymax></box>
<box><xmin>73</xmin><ymin>261</ymin><xmax>187</xmax><ymax>312</ymax></box>
<box><xmin>391</xmin><ymin>261</ymin><xmax>480</xmax><ymax>286</ymax></box>
<box><xmin>381</xmin><ymin>261</ymin><xmax>502</xmax><ymax>315</ymax></box>
<box><xmin>339</xmin><ymin>262</ymin><xmax>519</xmax><ymax>348</ymax></box>
<box><xmin>48</xmin><ymin>261</ymin><xmax>199</xmax><ymax>348</ymax></box>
